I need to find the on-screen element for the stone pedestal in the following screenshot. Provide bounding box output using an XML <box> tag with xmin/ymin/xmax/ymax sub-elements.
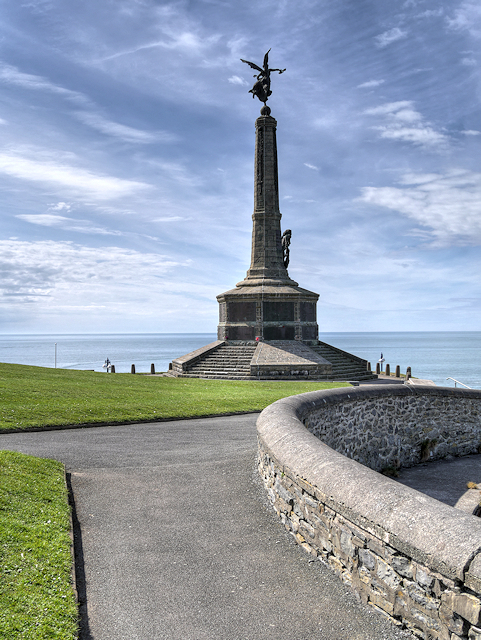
<box><xmin>216</xmin><ymin>113</ymin><xmax>319</xmax><ymax>343</ymax></box>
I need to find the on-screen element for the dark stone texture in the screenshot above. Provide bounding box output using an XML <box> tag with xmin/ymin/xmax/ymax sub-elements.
<box><xmin>264</xmin><ymin>325</ymin><xmax>296</xmax><ymax>340</ymax></box>
<box><xmin>228</xmin><ymin>325</ymin><xmax>257</xmax><ymax>341</ymax></box>
<box><xmin>300</xmin><ymin>301</ymin><xmax>316</xmax><ymax>322</ymax></box>
<box><xmin>263</xmin><ymin>301</ymin><xmax>294</xmax><ymax>322</ymax></box>
<box><xmin>302</xmin><ymin>326</ymin><xmax>318</xmax><ymax>341</ymax></box>
<box><xmin>227</xmin><ymin>301</ymin><xmax>257</xmax><ymax>322</ymax></box>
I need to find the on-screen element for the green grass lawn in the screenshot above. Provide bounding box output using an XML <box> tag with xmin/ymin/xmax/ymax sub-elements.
<box><xmin>0</xmin><ymin>362</ymin><xmax>348</xmax><ymax>431</ymax></box>
<box><xmin>0</xmin><ymin>450</ymin><xmax>78</xmax><ymax>639</ymax></box>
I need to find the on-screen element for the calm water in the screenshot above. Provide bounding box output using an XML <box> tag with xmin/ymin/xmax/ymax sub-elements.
<box><xmin>0</xmin><ymin>332</ymin><xmax>479</xmax><ymax>389</ymax></box>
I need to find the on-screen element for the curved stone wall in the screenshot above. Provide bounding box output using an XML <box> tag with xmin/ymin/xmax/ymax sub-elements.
<box><xmin>257</xmin><ymin>385</ymin><xmax>481</xmax><ymax>639</ymax></box>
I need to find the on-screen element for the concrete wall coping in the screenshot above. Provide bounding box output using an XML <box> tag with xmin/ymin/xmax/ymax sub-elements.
<box><xmin>257</xmin><ymin>385</ymin><xmax>481</xmax><ymax>582</ymax></box>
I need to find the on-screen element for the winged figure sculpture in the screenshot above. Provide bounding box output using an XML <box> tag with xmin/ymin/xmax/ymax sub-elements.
<box><xmin>240</xmin><ymin>49</ymin><xmax>286</xmax><ymax>104</ymax></box>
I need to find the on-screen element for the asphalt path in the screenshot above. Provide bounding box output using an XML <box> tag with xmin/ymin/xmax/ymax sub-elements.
<box><xmin>0</xmin><ymin>415</ymin><xmax>413</xmax><ymax>640</ymax></box>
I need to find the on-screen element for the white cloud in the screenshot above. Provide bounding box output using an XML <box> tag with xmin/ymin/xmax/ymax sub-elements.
<box><xmin>74</xmin><ymin>111</ymin><xmax>177</xmax><ymax>144</ymax></box>
<box><xmin>0</xmin><ymin>150</ymin><xmax>151</xmax><ymax>199</ymax></box>
<box><xmin>0</xmin><ymin>240</ymin><xmax>186</xmax><ymax>301</ymax></box>
<box><xmin>357</xmin><ymin>79</ymin><xmax>385</xmax><ymax>88</ymax></box>
<box><xmin>364</xmin><ymin>101</ymin><xmax>448</xmax><ymax>148</ymax></box>
<box><xmin>304</xmin><ymin>163</ymin><xmax>318</xmax><ymax>171</ymax></box>
<box><xmin>48</xmin><ymin>202</ymin><xmax>71</xmax><ymax>212</ymax></box>
<box><xmin>359</xmin><ymin>170</ymin><xmax>481</xmax><ymax>246</ymax></box>
<box><xmin>462</xmin><ymin>129</ymin><xmax>481</xmax><ymax>135</ymax></box>
<box><xmin>375</xmin><ymin>27</ymin><xmax>408</xmax><ymax>48</ymax></box>
<box><xmin>228</xmin><ymin>75</ymin><xmax>248</xmax><ymax>86</ymax></box>
<box><xmin>446</xmin><ymin>2</ymin><xmax>481</xmax><ymax>38</ymax></box>
<box><xmin>461</xmin><ymin>57</ymin><xmax>477</xmax><ymax>66</ymax></box>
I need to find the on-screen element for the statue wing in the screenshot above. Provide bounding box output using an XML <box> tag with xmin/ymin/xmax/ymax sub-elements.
<box><xmin>263</xmin><ymin>49</ymin><xmax>271</xmax><ymax>70</ymax></box>
<box><xmin>240</xmin><ymin>59</ymin><xmax>263</xmax><ymax>73</ymax></box>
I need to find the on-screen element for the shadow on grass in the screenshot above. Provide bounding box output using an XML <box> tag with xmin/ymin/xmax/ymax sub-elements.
<box><xmin>67</xmin><ymin>473</ymin><xmax>93</xmax><ymax>640</ymax></box>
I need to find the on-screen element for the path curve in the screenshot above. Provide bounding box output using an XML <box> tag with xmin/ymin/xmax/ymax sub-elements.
<box><xmin>0</xmin><ymin>415</ymin><xmax>412</xmax><ymax>640</ymax></box>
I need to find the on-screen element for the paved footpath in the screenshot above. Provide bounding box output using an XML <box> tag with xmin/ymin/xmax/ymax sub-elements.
<box><xmin>0</xmin><ymin>415</ymin><xmax>413</xmax><ymax>640</ymax></box>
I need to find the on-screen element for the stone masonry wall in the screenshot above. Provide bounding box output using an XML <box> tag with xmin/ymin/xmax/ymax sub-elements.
<box><xmin>257</xmin><ymin>386</ymin><xmax>481</xmax><ymax>640</ymax></box>
<box><xmin>303</xmin><ymin>386</ymin><xmax>481</xmax><ymax>472</ymax></box>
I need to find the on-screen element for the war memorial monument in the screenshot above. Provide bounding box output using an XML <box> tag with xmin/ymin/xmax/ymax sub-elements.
<box><xmin>171</xmin><ymin>51</ymin><xmax>375</xmax><ymax>381</ymax></box>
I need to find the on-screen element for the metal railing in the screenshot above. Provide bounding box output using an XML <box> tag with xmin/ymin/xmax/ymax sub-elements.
<box><xmin>446</xmin><ymin>377</ymin><xmax>471</xmax><ymax>389</ymax></box>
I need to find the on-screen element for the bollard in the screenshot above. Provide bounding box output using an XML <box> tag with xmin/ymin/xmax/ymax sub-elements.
<box><xmin>395</xmin><ymin>365</ymin><xmax>400</xmax><ymax>378</ymax></box>
<box><xmin>385</xmin><ymin>364</ymin><xmax>390</xmax><ymax>376</ymax></box>
<box><xmin>131</xmin><ymin>364</ymin><xmax>136</xmax><ymax>374</ymax></box>
<box><xmin>376</xmin><ymin>362</ymin><xmax>380</xmax><ymax>374</ymax></box>
<box><xmin>151</xmin><ymin>363</ymin><xmax>155</xmax><ymax>375</ymax></box>
<box><xmin>367</xmin><ymin>361</ymin><xmax>371</xmax><ymax>372</ymax></box>
<box><xmin>111</xmin><ymin>365</ymin><xmax>115</xmax><ymax>373</ymax></box>
<box><xmin>169</xmin><ymin>362</ymin><xmax>173</xmax><ymax>370</ymax></box>
<box><xmin>406</xmin><ymin>366</ymin><xmax>411</xmax><ymax>380</ymax></box>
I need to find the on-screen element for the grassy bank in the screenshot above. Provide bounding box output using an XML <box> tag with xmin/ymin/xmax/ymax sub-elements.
<box><xmin>0</xmin><ymin>450</ymin><xmax>78</xmax><ymax>639</ymax></box>
<box><xmin>0</xmin><ymin>363</ymin><xmax>348</xmax><ymax>431</ymax></box>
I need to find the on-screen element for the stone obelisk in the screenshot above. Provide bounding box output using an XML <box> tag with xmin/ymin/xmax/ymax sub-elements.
<box><xmin>243</xmin><ymin>110</ymin><xmax>296</xmax><ymax>285</ymax></box>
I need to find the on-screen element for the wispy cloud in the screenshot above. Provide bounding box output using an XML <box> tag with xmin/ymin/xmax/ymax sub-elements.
<box><xmin>0</xmin><ymin>150</ymin><xmax>151</xmax><ymax>199</ymax></box>
<box><xmin>98</xmin><ymin>31</ymin><xmax>221</xmax><ymax>63</ymax></box>
<box><xmin>446</xmin><ymin>2</ymin><xmax>481</xmax><ymax>38</ymax></box>
<box><xmin>416</xmin><ymin>9</ymin><xmax>444</xmax><ymax>19</ymax></box>
<box><xmin>16</xmin><ymin>214</ymin><xmax>123</xmax><ymax>236</ymax></box>
<box><xmin>74</xmin><ymin>111</ymin><xmax>177</xmax><ymax>144</ymax></box>
<box><xmin>357</xmin><ymin>79</ymin><xmax>385</xmax><ymax>89</ymax></box>
<box><xmin>0</xmin><ymin>63</ymin><xmax>89</xmax><ymax>105</ymax></box>
<box><xmin>359</xmin><ymin>170</ymin><xmax>481</xmax><ymax>246</ymax></box>
<box><xmin>153</xmin><ymin>216</ymin><xmax>187</xmax><ymax>222</ymax></box>
<box><xmin>304</xmin><ymin>163</ymin><xmax>318</xmax><ymax>171</ymax></box>
<box><xmin>374</xmin><ymin>27</ymin><xmax>408</xmax><ymax>48</ymax></box>
<box><xmin>364</xmin><ymin>101</ymin><xmax>449</xmax><ymax>148</ymax></box>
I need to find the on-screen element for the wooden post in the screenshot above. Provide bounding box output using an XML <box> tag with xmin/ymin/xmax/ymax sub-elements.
<box><xmin>376</xmin><ymin>362</ymin><xmax>380</xmax><ymax>374</ymax></box>
<box><xmin>395</xmin><ymin>365</ymin><xmax>400</xmax><ymax>378</ymax></box>
<box><xmin>111</xmin><ymin>365</ymin><xmax>115</xmax><ymax>373</ymax></box>
<box><xmin>406</xmin><ymin>366</ymin><xmax>411</xmax><ymax>380</ymax></box>
<box><xmin>367</xmin><ymin>361</ymin><xmax>371</xmax><ymax>372</ymax></box>
<box><xmin>385</xmin><ymin>364</ymin><xmax>390</xmax><ymax>376</ymax></box>
<box><xmin>151</xmin><ymin>363</ymin><xmax>155</xmax><ymax>374</ymax></box>
<box><xmin>131</xmin><ymin>364</ymin><xmax>135</xmax><ymax>374</ymax></box>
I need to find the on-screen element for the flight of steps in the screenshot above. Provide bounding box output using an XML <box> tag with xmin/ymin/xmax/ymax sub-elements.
<box><xmin>183</xmin><ymin>343</ymin><xmax>258</xmax><ymax>380</ymax></box>
<box><xmin>310</xmin><ymin>342</ymin><xmax>376</xmax><ymax>381</ymax></box>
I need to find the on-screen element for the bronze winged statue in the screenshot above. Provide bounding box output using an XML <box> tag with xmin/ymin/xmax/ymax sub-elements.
<box><xmin>240</xmin><ymin>49</ymin><xmax>286</xmax><ymax>104</ymax></box>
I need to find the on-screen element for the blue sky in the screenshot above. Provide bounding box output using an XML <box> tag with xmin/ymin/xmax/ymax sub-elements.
<box><xmin>1</xmin><ymin>0</ymin><xmax>480</xmax><ymax>334</ymax></box>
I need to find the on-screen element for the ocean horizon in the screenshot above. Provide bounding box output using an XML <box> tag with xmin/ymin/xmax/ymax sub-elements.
<box><xmin>0</xmin><ymin>331</ymin><xmax>479</xmax><ymax>389</ymax></box>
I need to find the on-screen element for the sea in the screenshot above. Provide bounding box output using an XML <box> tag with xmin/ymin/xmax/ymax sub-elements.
<box><xmin>0</xmin><ymin>332</ymin><xmax>480</xmax><ymax>389</ymax></box>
